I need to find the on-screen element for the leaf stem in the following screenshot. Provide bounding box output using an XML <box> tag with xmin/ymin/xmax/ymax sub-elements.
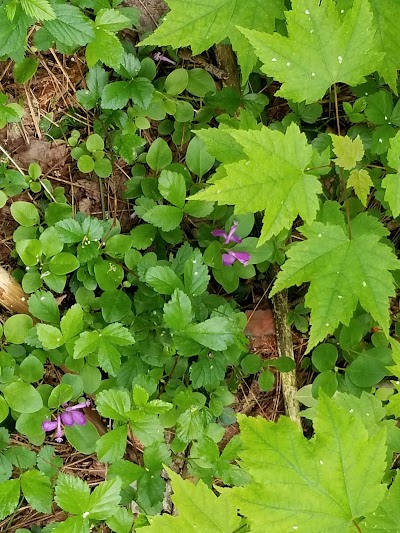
<box><xmin>333</xmin><ymin>83</ymin><xmax>352</xmax><ymax>240</ymax></box>
<box><xmin>353</xmin><ymin>519</ymin><xmax>363</xmax><ymax>533</ymax></box>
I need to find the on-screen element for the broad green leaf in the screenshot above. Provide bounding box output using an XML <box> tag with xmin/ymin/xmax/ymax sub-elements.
<box><xmin>362</xmin><ymin>472</ymin><xmax>400</xmax><ymax>531</ymax></box>
<box><xmin>158</xmin><ymin>170</ymin><xmax>186</xmax><ymax>208</ymax></box>
<box><xmin>37</xmin><ymin>445</ymin><xmax>63</xmax><ymax>478</ymax></box>
<box><xmin>347</xmin><ymin>169</ymin><xmax>373</xmax><ymax>206</ymax></box>
<box><xmin>230</xmin><ymin>394</ymin><xmax>387</xmax><ymax>532</ymax></box>
<box><xmin>51</xmin><ymin>516</ymin><xmax>90</xmax><ymax>533</ymax></box>
<box><xmin>163</xmin><ymin>288</ymin><xmax>192</xmax><ymax>330</ymax></box>
<box><xmin>271</xmin><ymin>214</ymin><xmax>399</xmax><ymax>350</ymax></box>
<box><xmin>106</xmin><ymin>507</ymin><xmax>134</xmax><ymax>533</ymax></box>
<box><xmin>19</xmin><ymin>355</ymin><xmax>44</xmax><ymax>383</ymax></box>
<box><xmin>55</xmin><ymin>219</ymin><xmax>84</xmax><ymax>243</ymax></box>
<box><xmin>11</xmin><ymin>201</ymin><xmax>39</xmax><ymax>226</ymax></box>
<box><xmin>240</xmin><ymin>0</ymin><xmax>382</xmax><ymax>103</ymax></box>
<box><xmin>142</xmin><ymin>205</ymin><xmax>183</xmax><ymax>232</ymax></box>
<box><xmin>146</xmin><ymin>138</ymin><xmax>173</xmax><ymax>172</ymax></box>
<box><xmin>191</xmin><ymin>123</ymin><xmax>319</xmax><ymax>244</ymax></box>
<box><xmin>96</xmin><ymin>389</ymin><xmax>130</xmax><ymax>421</ymax></box>
<box><xmin>190</xmin><ymin>352</ymin><xmax>226</xmax><ymax>390</ymax></box>
<box><xmin>3</xmin><ymin>381</ymin><xmax>43</xmax><ymax>413</ymax></box>
<box><xmin>101</xmin><ymin>80</ymin><xmax>134</xmax><ymax>110</ymax></box>
<box><xmin>86</xmin><ymin>28</ymin><xmax>124</xmax><ymax>69</ymax></box>
<box><xmin>13</xmin><ymin>57</ymin><xmax>39</xmax><ymax>84</ymax></box>
<box><xmin>145</xmin><ymin>265</ymin><xmax>184</xmax><ymax>295</ymax></box>
<box><xmin>20</xmin><ymin>0</ymin><xmax>55</xmax><ymax>20</ymax></box>
<box><xmin>142</xmin><ymin>469</ymin><xmax>240</xmax><ymax>532</ymax></box>
<box><xmin>187</xmin><ymin>68</ymin><xmax>216</xmax><ymax>97</ymax></box>
<box><xmin>48</xmin><ymin>383</ymin><xmax>74</xmax><ymax>409</ymax></box>
<box><xmin>28</xmin><ymin>290</ymin><xmax>60</xmax><ymax>322</ymax></box>
<box><xmin>130</xmin><ymin>415</ymin><xmax>164</xmax><ymax>446</ymax></box>
<box><xmin>37</xmin><ymin>324</ymin><xmax>64</xmax><ymax>350</ymax></box>
<box><xmin>55</xmin><ymin>472</ymin><xmax>90</xmax><ymax>515</ymax></box>
<box><xmin>43</xmin><ymin>3</ymin><xmax>94</xmax><ymax>47</ymax></box>
<box><xmin>21</xmin><ymin>470</ymin><xmax>52</xmax><ymax>513</ymax></box>
<box><xmin>0</xmin><ymin>479</ymin><xmax>20</xmax><ymax>520</ymax></box>
<box><xmin>60</xmin><ymin>304</ymin><xmax>84</xmax><ymax>340</ymax></box>
<box><xmin>165</xmin><ymin>68</ymin><xmax>189</xmax><ymax>95</ymax></box>
<box><xmin>184</xmin><ymin>317</ymin><xmax>237</xmax><ymax>351</ymax></box>
<box><xmin>184</xmin><ymin>249</ymin><xmax>210</xmax><ymax>297</ymax></box>
<box><xmin>185</xmin><ymin>137</ymin><xmax>215</xmax><ymax>178</ymax></box>
<box><xmin>140</xmin><ymin>0</ymin><xmax>285</xmax><ymax>83</ymax></box>
<box><xmin>96</xmin><ymin>8</ymin><xmax>130</xmax><ymax>32</ymax></box>
<box><xmin>330</xmin><ymin>134</ymin><xmax>364</xmax><ymax>170</ymax></box>
<box><xmin>0</xmin><ymin>8</ymin><xmax>31</xmax><ymax>63</ymax></box>
<box><xmin>100</xmin><ymin>290</ymin><xmax>132</xmax><ymax>323</ymax></box>
<box><xmin>3</xmin><ymin>446</ymin><xmax>36</xmax><ymax>469</ymax></box>
<box><xmin>96</xmin><ymin>424</ymin><xmax>128</xmax><ymax>463</ymax></box>
<box><xmin>64</xmin><ymin>422</ymin><xmax>100</xmax><ymax>455</ymax></box>
<box><xmin>3</xmin><ymin>314</ymin><xmax>32</xmax><ymax>344</ymax></box>
<box><xmin>383</xmin><ymin>131</ymin><xmax>400</xmax><ymax>216</ymax></box>
<box><xmin>87</xmin><ymin>477</ymin><xmax>122</xmax><ymax>519</ymax></box>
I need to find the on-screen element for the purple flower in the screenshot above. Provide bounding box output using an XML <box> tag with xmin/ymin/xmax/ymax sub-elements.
<box><xmin>222</xmin><ymin>250</ymin><xmax>250</xmax><ymax>266</ymax></box>
<box><xmin>42</xmin><ymin>399</ymin><xmax>90</xmax><ymax>443</ymax></box>
<box><xmin>212</xmin><ymin>221</ymin><xmax>242</xmax><ymax>244</ymax></box>
<box><xmin>153</xmin><ymin>52</ymin><xmax>176</xmax><ymax>65</ymax></box>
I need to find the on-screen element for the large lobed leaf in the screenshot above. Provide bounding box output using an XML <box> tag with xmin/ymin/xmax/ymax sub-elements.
<box><xmin>270</xmin><ymin>214</ymin><xmax>399</xmax><ymax>349</ymax></box>
<box><xmin>140</xmin><ymin>0</ymin><xmax>285</xmax><ymax>83</ymax></box>
<box><xmin>230</xmin><ymin>394</ymin><xmax>387</xmax><ymax>532</ymax></box>
<box><xmin>240</xmin><ymin>0</ymin><xmax>383</xmax><ymax>103</ymax></box>
<box><xmin>190</xmin><ymin>123</ymin><xmax>321</xmax><ymax>244</ymax></box>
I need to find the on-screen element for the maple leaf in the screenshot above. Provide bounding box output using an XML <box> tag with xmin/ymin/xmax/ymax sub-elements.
<box><xmin>382</xmin><ymin>131</ymin><xmax>400</xmax><ymax>217</ymax></box>
<box><xmin>362</xmin><ymin>474</ymin><xmax>400</xmax><ymax>532</ymax></box>
<box><xmin>140</xmin><ymin>0</ymin><xmax>285</xmax><ymax>83</ymax></box>
<box><xmin>337</xmin><ymin>0</ymin><xmax>400</xmax><ymax>93</ymax></box>
<box><xmin>270</xmin><ymin>214</ymin><xmax>399</xmax><ymax>350</ymax></box>
<box><xmin>229</xmin><ymin>393</ymin><xmax>387</xmax><ymax>533</ymax></box>
<box><xmin>141</xmin><ymin>469</ymin><xmax>240</xmax><ymax>532</ymax></box>
<box><xmin>190</xmin><ymin>123</ymin><xmax>322</xmax><ymax>244</ymax></box>
<box><xmin>239</xmin><ymin>0</ymin><xmax>383</xmax><ymax>103</ymax></box>
<box><xmin>347</xmin><ymin>169</ymin><xmax>373</xmax><ymax>206</ymax></box>
<box><xmin>330</xmin><ymin>134</ymin><xmax>364</xmax><ymax>170</ymax></box>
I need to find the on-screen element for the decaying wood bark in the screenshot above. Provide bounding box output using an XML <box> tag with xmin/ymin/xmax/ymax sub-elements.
<box><xmin>0</xmin><ymin>266</ymin><xmax>30</xmax><ymax>315</ymax></box>
<box><xmin>271</xmin><ymin>280</ymin><xmax>302</xmax><ymax>428</ymax></box>
<box><xmin>214</xmin><ymin>44</ymin><xmax>241</xmax><ymax>91</ymax></box>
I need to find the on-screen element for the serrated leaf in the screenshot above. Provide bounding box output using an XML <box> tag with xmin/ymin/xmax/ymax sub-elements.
<box><xmin>28</xmin><ymin>290</ymin><xmax>60</xmax><ymax>323</ymax></box>
<box><xmin>52</xmin><ymin>516</ymin><xmax>90</xmax><ymax>533</ymax></box>
<box><xmin>96</xmin><ymin>8</ymin><xmax>130</xmax><ymax>32</ymax></box>
<box><xmin>140</xmin><ymin>0</ymin><xmax>285</xmax><ymax>83</ymax></box>
<box><xmin>55</xmin><ymin>473</ymin><xmax>90</xmax><ymax>515</ymax></box>
<box><xmin>158</xmin><ymin>170</ymin><xmax>186</xmax><ymax>208</ymax></box>
<box><xmin>96</xmin><ymin>389</ymin><xmax>130</xmax><ymax>421</ymax></box>
<box><xmin>184</xmin><ymin>249</ymin><xmax>210</xmax><ymax>297</ymax></box>
<box><xmin>20</xmin><ymin>0</ymin><xmax>55</xmax><ymax>20</ymax></box>
<box><xmin>271</xmin><ymin>214</ymin><xmax>399</xmax><ymax>350</ymax></box>
<box><xmin>383</xmin><ymin>131</ymin><xmax>400</xmax><ymax>216</ymax></box>
<box><xmin>88</xmin><ymin>477</ymin><xmax>122</xmax><ymax>519</ymax></box>
<box><xmin>230</xmin><ymin>394</ymin><xmax>386</xmax><ymax>532</ymax></box>
<box><xmin>60</xmin><ymin>304</ymin><xmax>84</xmax><ymax>340</ymax></box>
<box><xmin>143</xmin><ymin>205</ymin><xmax>183</xmax><ymax>232</ymax></box>
<box><xmin>240</xmin><ymin>0</ymin><xmax>382</xmax><ymax>103</ymax></box>
<box><xmin>96</xmin><ymin>425</ymin><xmax>128</xmax><ymax>463</ymax></box>
<box><xmin>191</xmin><ymin>123</ymin><xmax>320</xmax><ymax>244</ymax></box>
<box><xmin>106</xmin><ymin>506</ymin><xmax>134</xmax><ymax>533</ymax></box>
<box><xmin>145</xmin><ymin>265</ymin><xmax>184</xmax><ymax>295</ymax></box>
<box><xmin>184</xmin><ymin>317</ymin><xmax>237</xmax><ymax>351</ymax></box>
<box><xmin>362</xmin><ymin>472</ymin><xmax>400</xmax><ymax>531</ymax></box>
<box><xmin>141</xmin><ymin>469</ymin><xmax>240</xmax><ymax>532</ymax></box>
<box><xmin>86</xmin><ymin>28</ymin><xmax>124</xmax><ymax>69</ymax></box>
<box><xmin>36</xmin><ymin>324</ymin><xmax>64</xmax><ymax>350</ymax></box>
<box><xmin>0</xmin><ymin>479</ymin><xmax>20</xmax><ymax>520</ymax></box>
<box><xmin>55</xmin><ymin>219</ymin><xmax>84</xmax><ymax>244</ymax></box>
<box><xmin>43</xmin><ymin>3</ymin><xmax>94</xmax><ymax>46</ymax></box>
<box><xmin>330</xmin><ymin>134</ymin><xmax>364</xmax><ymax>170</ymax></box>
<box><xmin>21</xmin><ymin>470</ymin><xmax>52</xmax><ymax>513</ymax></box>
<box><xmin>347</xmin><ymin>169</ymin><xmax>373</xmax><ymax>206</ymax></box>
<box><xmin>163</xmin><ymin>288</ymin><xmax>192</xmax><ymax>330</ymax></box>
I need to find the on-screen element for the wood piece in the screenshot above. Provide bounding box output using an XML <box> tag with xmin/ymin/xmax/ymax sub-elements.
<box><xmin>214</xmin><ymin>43</ymin><xmax>241</xmax><ymax>91</ymax></box>
<box><xmin>0</xmin><ymin>266</ymin><xmax>30</xmax><ymax>314</ymax></box>
<box><xmin>271</xmin><ymin>281</ymin><xmax>302</xmax><ymax>428</ymax></box>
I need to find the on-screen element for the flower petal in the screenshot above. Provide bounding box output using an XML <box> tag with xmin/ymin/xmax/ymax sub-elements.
<box><xmin>211</xmin><ymin>229</ymin><xmax>227</xmax><ymax>239</ymax></box>
<box><xmin>71</xmin><ymin>411</ymin><xmax>86</xmax><ymax>425</ymax></box>
<box><xmin>230</xmin><ymin>251</ymin><xmax>250</xmax><ymax>266</ymax></box>
<box><xmin>222</xmin><ymin>253</ymin><xmax>236</xmax><ymax>266</ymax></box>
<box><xmin>65</xmin><ymin>398</ymin><xmax>91</xmax><ymax>411</ymax></box>
<box><xmin>42</xmin><ymin>419</ymin><xmax>58</xmax><ymax>432</ymax></box>
<box><xmin>60</xmin><ymin>412</ymin><xmax>74</xmax><ymax>426</ymax></box>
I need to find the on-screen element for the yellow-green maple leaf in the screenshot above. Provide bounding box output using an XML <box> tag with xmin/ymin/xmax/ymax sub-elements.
<box><xmin>240</xmin><ymin>0</ymin><xmax>383</xmax><ymax>103</ymax></box>
<box><xmin>347</xmin><ymin>169</ymin><xmax>373</xmax><ymax>206</ymax></box>
<box><xmin>382</xmin><ymin>131</ymin><xmax>400</xmax><ymax>216</ymax></box>
<box><xmin>190</xmin><ymin>123</ymin><xmax>321</xmax><ymax>245</ymax></box>
<box><xmin>140</xmin><ymin>0</ymin><xmax>285</xmax><ymax>83</ymax></box>
<box><xmin>270</xmin><ymin>214</ymin><xmax>399</xmax><ymax>349</ymax></box>
<box><xmin>330</xmin><ymin>134</ymin><xmax>364</xmax><ymax>170</ymax></box>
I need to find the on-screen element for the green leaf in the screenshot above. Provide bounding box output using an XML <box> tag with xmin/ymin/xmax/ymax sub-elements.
<box><xmin>51</xmin><ymin>516</ymin><xmax>90</xmax><ymax>533</ymax></box>
<box><xmin>146</xmin><ymin>138</ymin><xmax>173</xmax><ymax>172</ymax></box>
<box><xmin>55</xmin><ymin>472</ymin><xmax>90</xmax><ymax>515</ymax></box>
<box><xmin>96</xmin><ymin>8</ymin><xmax>130</xmax><ymax>32</ymax></box>
<box><xmin>145</xmin><ymin>265</ymin><xmax>184</xmax><ymax>295</ymax></box>
<box><xmin>4</xmin><ymin>314</ymin><xmax>33</xmax><ymax>344</ymax></box>
<box><xmin>347</xmin><ymin>169</ymin><xmax>373</xmax><ymax>207</ymax></box>
<box><xmin>106</xmin><ymin>507</ymin><xmax>134</xmax><ymax>533</ymax></box>
<box><xmin>94</xmin><ymin>260</ymin><xmax>124</xmax><ymax>290</ymax></box>
<box><xmin>0</xmin><ymin>479</ymin><xmax>20</xmax><ymax>520</ymax></box>
<box><xmin>96</xmin><ymin>389</ymin><xmax>130</xmax><ymax>421</ymax></box>
<box><xmin>240</xmin><ymin>0</ymin><xmax>382</xmax><ymax>103</ymax></box>
<box><xmin>96</xmin><ymin>424</ymin><xmax>128</xmax><ymax>463</ymax></box>
<box><xmin>130</xmin><ymin>224</ymin><xmax>156</xmax><ymax>249</ymax></box>
<box><xmin>258</xmin><ymin>369</ymin><xmax>275</xmax><ymax>391</ymax></box>
<box><xmin>165</xmin><ymin>68</ymin><xmax>189</xmax><ymax>95</ymax></box>
<box><xmin>163</xmin><ymin>288</ymin><xmax>192</xmax><ymax>330</ymax></box>
<box><xmin>184</xmin><ymin>317</ymin><xmax>236</xmax><ymax>350</ymax></box>
<box><xmin>383</xmin><ymin>131</ymin><xmax>400</xmax><ymax>216</ymax></box>
<box><xmin>86</xmin><ymin>28</ymin><xmax>124</xmax><ymax>70</ymax></box>
<box><xmin>185</xmin><ymin>137</ymin><xmax>215</xmax><ymax>178</ymax></box>
<box><xmin>101</xmin><ymin>80</ymin><xmax>134</xmax><ymax>110</ymax></box>
<box><xmin>55</xmin><ymin>219</ymin><xmax>84</xmax><ymax>244</ymax></box>
<box><xmin>37</xmin><ymin>445</ymin><xmax>63</xmax><ymax>478</ymax></box>
<box><xmin>191</xmin><ymin>123</ymin><xmax>319</xmax><ymax>244</ymax></box>
<box><xmin>13</xmin><ymin>57</ymin><xmax>39</xmax><ymax>84</ymax></box>
<box><xmin>60</xmin><ymin>304</ymin><xmax>84</xmax><ymax>340</ymax></box>
<box><xmin>20</xmin><ymin>0</ymin><xmax>55</xmax><ymax>20</ymax></box>
<box><xmin>37</xmin><ymin>324</ymin><xmax>64</xmax><ymax>350</ymax></box>
<box><xmin>19</xmin><ymin>355</ymin><xmax>44</xmax><ymax>383</ymax></box>
<box><xmin>158</xmin><ymin>170</ymin><xmax>186</xmax><ymax>208</ymax></box>
<box><xmin>330</xmin><ymin>134</ymin><xmax>364</xmax><ymax>170</ymax></box>
<box><xmin>87</xmin><ymin>477</ymin><xmax>122</xmax><ymax>519</ymax></box>
<box><xmin>48</xmin><ymin>383</ymin><xmax>74</xmax><ymax>409</ymax></box>
<box><xmin>64</xmin><ymin>422</ymin><xmax>100</xmax><ymax>455</ymax></box>
<box><xmin>230</xmin><ymin>393</ymin><xmax>386</xmax><ymax>532</ymax></box>
<box><xmin>184</xmin><ymin>249</ymin><xmax>210</xmax><ymax>297</ymax></box>
<box><xmin>141</xmin><ymin>469</ymin><xmax>240</xmax><ymax>532</ymax></box>
<box><xmin>270</xmin><ymin>214</ymin><xmax>399</xmax><ymax>350</ymax></box>
<box><xmin>187</xmin><ymin>68</ymin><xmax>216</xmax><ymax>97</ymax></box>
<box><xmin>346</xmin><ymin>353</ymin><xmax>387</xmax><ymax>388</ymax></box>
<box><xmin>11</xmin><ymin>201</ymin><xmax>39</xmax><ymax>227</ymax></box>
<box><xmin>311</xmin><ymin>343</ymin><xmax>338</xmax><ymax>372</ymax></box>
<box><xmin>21</xmin><ymin>470</ymin><xmax>52</xmax><ymax>513</ymax></box>
<box><xmin>43</xmin><ymin>3</ymin><xmax>94</xmax><ymax>47</ymax></box>
<box><xmin>362</xmin><ymin>473</ymin><xmax>400</xmax><ymax>531</ymax></box>
<box><xmin>190</xmin><ymin>352</ymin><xmax>226</xmax><ymax>390</ymax></box>
<box><xmin>142</xmin><ymin>205</ymin><xmax>183</xmax><ymax>232</ymax></box>
<box><xmin>140</xmin><ymin>0</ymin><xmax>285</xmax><ymax>83</ymax></box>
<box><xmin>100</xmin><ymin>290</ymin><xmax>132</xmax><ymax>323</ymax></box>
<box><xmin>3</xmin><ymin>381</ymin><xmax>43</xmax><ymax>413</ymax></box>
<box><xmin>28</xmin><ymin>290</ymin><xmax>60</xmax><ymax>322</ymax></box>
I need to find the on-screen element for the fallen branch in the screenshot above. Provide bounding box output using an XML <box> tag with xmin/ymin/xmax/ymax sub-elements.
<box><xmin>0</xmin><ymin>266</ymin><xmax>30</xmax><ymax>315</ymax></box>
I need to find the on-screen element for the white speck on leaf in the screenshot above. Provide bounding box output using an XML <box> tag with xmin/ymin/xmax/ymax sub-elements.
<box><xmin>338</xmin><ymin>295</ymin><xmax>343</xmax><ymax>299</ymax></box>
<box><xmin>287</xmin><ymin>62</ymin><xmax>291</xmax><ymax>66</ymax></box>
<box><xmin>325</xmin><ymin>323</ymin><xmax>329</xmax><ymax>327</ymax></box>
<box><xmin>385</xmin><ymin>116</ymin><xmax>388</xmax><ymax>120</ymax></box>
<box><xmin>57</xmin><ymin>338</ymin><xmax>61</xmax><ymax>342</ymax></box>
<box><xmin>349</xmin><ymin>409</ymin><xmax>354</xmax><ymax>413</ymax></box>
<box><xmin>362</xmin><ymin>281</ymin><xmax>367</xmax><ymax>287</ymax></box>
<box><xmin>310</xmin><ymin>29</ymin><xmax>314</xmax><ymax>33</ymax></box>
<box><xmin>305</xmin><ymin>9</ymin><xmax>310</xmax><ymax>14</ymax></box>
<box><xmin>40</xmin><ymin>296</ymin><xmax>45</xmax><ymax>301</ymax></box>
<box><xmin>194</xmin><ymin>272</ymin><xmax>198</xmax><ymax>276</ymax></box>
<box><xmin>338</xmin><ymin>55</ymin><xmax>343</xmax><ymax>64</ymax></box>
<box><xmin>271</xmin><ymin>57</ymin><xmax>277</xmax><ymax>62</ymax></box>
<box><xmin>340</xmin><ymin>9</ymin><xmax>344</xmax><ymax>13</ymax></box>
<box><xmin>320</xmin><ymin>460</ymin><xmax>324</xmax><ymax>465</ymax></box>
<box><xmin>217</xmin><ymin>190</ymin><xmax>220</xmax><ymax>194</ymax></box>
<box><xmin>318</xmin><ymin>233</ymin><xmax>322</xmax><ymax>237</ymax></box>
<box><xmin>83</xmin><ymin>512</ymin><xmax>89</xmax><ymax>518</ymax></box>
<box><xmin>379</xmin><ymin>138</ymin><xmax>383</xmax><ymax>143</ymax></box>
<box><xmin>366</xmin><ymin>412</ymin><xmax>370</xmax><ymax>416</ymax></box>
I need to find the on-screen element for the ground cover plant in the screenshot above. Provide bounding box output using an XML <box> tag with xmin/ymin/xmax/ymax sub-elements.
<box><xmin>1</xmin><ymin>0</ymin><xmax>400</xmax><ymax>531</ymax></box>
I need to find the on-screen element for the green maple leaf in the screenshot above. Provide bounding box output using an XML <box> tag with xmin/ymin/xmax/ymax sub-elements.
<box><xmin>190</xmin><ymin>123</ymin><xmax>321</xmax><ymax>244</ymax></box>
<box><xmin>240</xmin><ymin>0</ymin><xmax>383</xmax><ymax>103</ymax></box>
<box><xmin>362</xmin><ymin>474</ymin><xmax>400</xmax><ymax>531</ymax></box>
<box><xmin>382</xmin><ymin>131</ymin><xmax>400</xmax><ymax>217</ymax></box>
<box><xmin>229</xmin><ymin>393</ymin><xmax>387</xmax><ymax>533</ymax></box>
<box><xmin>270</xmin><ymin>214</ymin><xmax>399</xmax><ymax>350</ymax></box>
<box><xmin>330</xmin><ymin>134</ymin><xmax>364</xmax><ymax>170</ymax></box>
<box><xmin>141</xmin><ymin>469</ymin><xmax>241</xmax><ymax>532</ymax></box>
<box><xmin>347</xmin><ymin>169</ymin><xmax>373</xmax><ymax>207</ymax></box>
<box><xmin>140</xmin><ymin>0</ymin><xmax>285</xmax><ymax>83</ymax></box>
